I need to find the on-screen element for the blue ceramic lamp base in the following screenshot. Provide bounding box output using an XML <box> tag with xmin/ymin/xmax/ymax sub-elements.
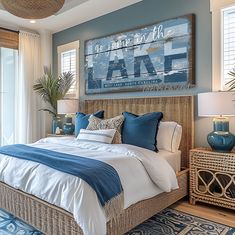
<box><xmin>208</xmin><ymin>117</ymin><xmax>235</xmax><ymax>153</ymax></box>
<box><xmin>63</xmin><ymin>116</ymin><xmax>75</xmax><ymax>135</ymax></box>
<box><xmin>207</xmin><ymin>131</ymin><xmax>234</xmax><ymax>153</ymax></box>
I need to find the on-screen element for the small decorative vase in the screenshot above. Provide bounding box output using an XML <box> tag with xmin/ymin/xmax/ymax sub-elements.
<box><xmin>63</xmin><ymin>116</ymin><xmax>75</xmax><ymax>135</ymax></box>
<box><xmin>52</xmin><ymin>116</ymin><xmax>62</xmax><ymax>134</ymax></box>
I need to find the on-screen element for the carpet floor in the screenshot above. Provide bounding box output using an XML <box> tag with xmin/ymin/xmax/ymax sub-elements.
<box><xmin>0</xmin><ymin>207</ymin><xmax>234</xmax><ymax>235</ymax></box>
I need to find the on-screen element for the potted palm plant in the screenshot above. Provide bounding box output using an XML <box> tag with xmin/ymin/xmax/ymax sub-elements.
<box><xmin>33</xmin><ymin>68</ymin><xmax>74</xmax><ymax>134</ymax></box>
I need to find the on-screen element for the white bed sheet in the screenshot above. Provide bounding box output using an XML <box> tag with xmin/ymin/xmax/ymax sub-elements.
<box><xmin>158</xmin><ymin>150</ymin><xmax>181</xmax><ymax>172</ymax></box>
<box><xmin>0</xmin><ymin>137</ymin><xmax>178</xmax><ymax>235</ymax></box>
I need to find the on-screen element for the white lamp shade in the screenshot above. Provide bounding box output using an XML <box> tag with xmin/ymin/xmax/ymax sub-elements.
<box><xmin>198</xmin><ymin>91</ymin><xmax>235</xmax><ymax>117</ymax></box>
<box><xmin>57</xmin><ymin>99</ymin><xmax>79</xmax><ymax>114</ymax></box>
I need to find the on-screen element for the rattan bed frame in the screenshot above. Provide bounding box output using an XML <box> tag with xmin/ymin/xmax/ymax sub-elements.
<box><xmin>0</xmin><ymin>96</ymin><xmax>194</xmax><ymax>235</ymax></box>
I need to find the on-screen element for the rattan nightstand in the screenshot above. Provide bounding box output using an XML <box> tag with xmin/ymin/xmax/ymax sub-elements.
<box><xmin>190</xmin><ymin>148</ymin><xmax>235</xmax><ymax>210</ymax></box>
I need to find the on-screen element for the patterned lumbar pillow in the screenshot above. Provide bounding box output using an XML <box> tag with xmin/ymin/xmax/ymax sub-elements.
<box><xmin>77</xmin><ymin>129</ymin><xmax>116</xmax><ymax>144</ymax></box>
<box><xmin>74</xmin><ymin>110</ymin><xmax>104</xmax><ymax>136</ymax></box>
<box><xmin>87</xmin><ymin>115</ymin><xmax>124</xmax><ymax>144</ymax></box>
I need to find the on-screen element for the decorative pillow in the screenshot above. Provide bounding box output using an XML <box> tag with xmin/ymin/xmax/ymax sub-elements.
<box><xmin>122</xmin><ymin>112</ymin><xmax>163</xmax><ymax>151</ymax></box>
<box><xmin>77</xmin><ymin>129</ymin><xmax>116</xmax><ymax>144</ymax></box>
<box><xmin>87</xmin><ymin>115</ymin><xmax>124</xmax><ymax>144</ymax></box>
<box><xmin>157</xmin><ymin>121</ymin><xmax>182</xmax><ymax>152</ymax></box>
<box><xmin>75</xmin><ymin>110</ymin><xmax>104</xmax><ymax>136</ymax></box>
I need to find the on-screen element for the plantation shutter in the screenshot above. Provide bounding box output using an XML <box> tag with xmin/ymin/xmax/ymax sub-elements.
<box><xmin>223</xmin><ymin>7</ymin><xmax>235</xmax><ymax>84</ymax></box>
<box><xmin>57</xmin><ymin>40</ymin><xmax>79</xmax><ymax>98</ymax></box>
<box><xmin>61</xmin><ymin>49</ymin><xmax>77</xmax><ymax>97</ymax></box>
<box><xmin>0</xmin><ymin>28</ymin><xmax>19</xmax><ymax>50</ymax></box>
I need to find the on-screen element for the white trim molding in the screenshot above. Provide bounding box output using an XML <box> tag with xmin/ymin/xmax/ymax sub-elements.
<box><xmin>57</xmin><ymin>40</ymin><xmax>80</xmax><ymax>54</ymax></box>
<box><xmin>210</xmin><ymin>0</ymin><xmax>235</xmax><ymax>91</ymax></box>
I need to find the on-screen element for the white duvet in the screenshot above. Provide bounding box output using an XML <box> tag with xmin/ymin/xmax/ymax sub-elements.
<box><xmin>0</xmin><ymin>137</ymin><xmax>178</xmax><ymax>235</ymax></box>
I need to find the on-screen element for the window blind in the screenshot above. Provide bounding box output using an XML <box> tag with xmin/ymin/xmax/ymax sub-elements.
<box><xmin>61</xmin><ymin>49</ymin><xmax>77</xmax><ymax>97</ymax></box>
<box><xmin>223</xmin><ymin>7</ymin><xmax>235</xmax><ymax>84</ymax></box>
<box><xmin>0</xmin><ymin>28</ymin><xmax>19</xmax><ymax>50</ymax></box>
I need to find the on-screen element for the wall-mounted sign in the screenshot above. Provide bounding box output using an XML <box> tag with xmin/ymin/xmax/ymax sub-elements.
<box><xmin>85</xmin><ymin>14</ymin><xmax>195</xmax><ymax>94</ymax></box>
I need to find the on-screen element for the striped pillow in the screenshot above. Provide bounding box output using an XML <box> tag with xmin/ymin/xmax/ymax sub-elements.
<box><xmin>76</xmin><ymin>129</ymin><xmax>116</xmax><ymax>144</ymax></box>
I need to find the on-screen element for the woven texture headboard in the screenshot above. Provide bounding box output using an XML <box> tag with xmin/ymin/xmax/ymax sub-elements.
<box><xmin>83</xmin><ymin>96</ymin><xmax>194</xmax><ymax>168</ymax></box>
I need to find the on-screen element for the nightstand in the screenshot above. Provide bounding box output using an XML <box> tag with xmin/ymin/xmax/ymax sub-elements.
<box><xmin>190</xmin><ymin>148</ymin><xmax>235</xmax><ymax>210</ymax></box>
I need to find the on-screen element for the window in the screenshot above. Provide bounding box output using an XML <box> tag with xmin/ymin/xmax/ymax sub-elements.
<box><xmin>0</xmin><ymin>28</ymin><xmax>18</xmax><ymax>146</ymax></box>
<box><xmin>222</xmin><ymin>6</ymin><xmax>235</xmax><ymax>87</ymax></box>
<box><xmin>211</xmin><ymin>0</ymin><xmax>235</xmax><ymax>90</ymax></box>
<box><xmin>0</xmin><ymin>48</ymin><xmax>18</xmax><ymax>146</ymax></box>
<box><xmin>57</xmin><ymin>40</ymin><xmax>79</xmax><ymax>98</ymax></box>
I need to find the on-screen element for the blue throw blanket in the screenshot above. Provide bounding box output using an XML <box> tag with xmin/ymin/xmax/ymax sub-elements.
<box><xmin>0</xmin><ymin>144</ymin><xmax>124</xmax><ymax>218</ymax></box>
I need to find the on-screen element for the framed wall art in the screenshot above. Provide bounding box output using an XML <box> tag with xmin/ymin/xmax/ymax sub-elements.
<box><xmin>85</xmin><ymin>14</ymin><xmax>195</xmax><ymax>94</ymax></box>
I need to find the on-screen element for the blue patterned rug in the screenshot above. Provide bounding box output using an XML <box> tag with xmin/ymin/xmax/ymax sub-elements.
<box><xmin>0</xmin><ymin>209</ymin><xmax>42</xmax><ymax>235</ymax></box>
<box><xmin>126</xmin><ymin>208</ymin><xmax>235</xmax><ymax>235</ymax></box>
<box><xmin>0</xmin><ymin>207</ymin><xmax>234</xmax><ymax>235</ymax></box>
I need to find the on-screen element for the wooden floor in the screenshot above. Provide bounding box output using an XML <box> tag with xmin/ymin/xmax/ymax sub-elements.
<box><xmin>171</xmin><ymin>198</ymin><xmax>235</xmax><ymax>227</ymax></box>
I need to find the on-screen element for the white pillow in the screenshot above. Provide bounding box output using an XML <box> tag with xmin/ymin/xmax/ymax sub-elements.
<box><xmin>157</xmin><ymin>121</ymin><xmax>182</xmax><ymax>152</ymax></box>
<box><xmin>77</xmin><ymin>129</ymin><xmax>116</xmax><ymax>144</ymax></box>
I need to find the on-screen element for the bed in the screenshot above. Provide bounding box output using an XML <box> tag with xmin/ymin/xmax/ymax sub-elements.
<box><xmin>0</xmin><ymin>96</ymin><xmax>194</xmax><ymax>235</ymax></box>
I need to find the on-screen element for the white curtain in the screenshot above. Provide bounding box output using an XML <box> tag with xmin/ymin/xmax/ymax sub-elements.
<box><xmin>15</xmin><ymin>31</ymin><xmax>45</xmax><ymax>144</ymax></box>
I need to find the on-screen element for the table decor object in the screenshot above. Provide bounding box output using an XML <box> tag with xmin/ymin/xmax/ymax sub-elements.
<box><xmin>57</xmin><ymin>99</ymin><xmax>79</xmax><ymax>135</ymax></box>
<box><xmin>198</xmin><ymin>91</ymin><xmax>235</xmax><ymax>152</ymax></box>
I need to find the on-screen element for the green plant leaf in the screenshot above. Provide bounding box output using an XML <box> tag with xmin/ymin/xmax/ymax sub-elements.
<box><xmin>33</xmin><ymin>71</ymin><xmax>74</xmax><ymax>114</ymax></box>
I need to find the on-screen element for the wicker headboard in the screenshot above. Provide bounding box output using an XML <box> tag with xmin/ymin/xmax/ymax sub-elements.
<box><xmin>82</xmin><ymin>96</ymin><xmax>194</xmax><ymax>168</ymax></box>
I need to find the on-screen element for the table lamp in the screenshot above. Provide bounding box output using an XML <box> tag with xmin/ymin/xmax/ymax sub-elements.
<box><xmin>198</xmin><ymin>91</ymin><xmax>235</xmax><ymax>152</ymax></box>
<box><xmin>57</xmin><ymin>99</ymin><xmax>79</xmax><ymax>135</ymax></box>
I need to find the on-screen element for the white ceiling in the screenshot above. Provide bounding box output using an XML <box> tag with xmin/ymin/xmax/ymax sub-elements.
<box><xmin>0</xmin><ymin>0</ymin><xmax>142</xmax><ymax>33</ymax></box>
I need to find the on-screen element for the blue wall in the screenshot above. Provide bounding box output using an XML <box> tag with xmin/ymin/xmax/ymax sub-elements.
<box><xmin>52</xmin><ymin>0</ymin><xmax>212</xmax><ymax>147</ymax></box>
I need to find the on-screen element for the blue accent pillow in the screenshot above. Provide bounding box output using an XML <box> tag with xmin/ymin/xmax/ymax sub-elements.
<box><xmin>122</xmin><ymin>112</ymin><xmax>163</xmax><ymax>151</ymax></box>
<box><xmin>75</xmin><ymin>110</ymin><xmax>104</xmax><ymax>136</ymax></box>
